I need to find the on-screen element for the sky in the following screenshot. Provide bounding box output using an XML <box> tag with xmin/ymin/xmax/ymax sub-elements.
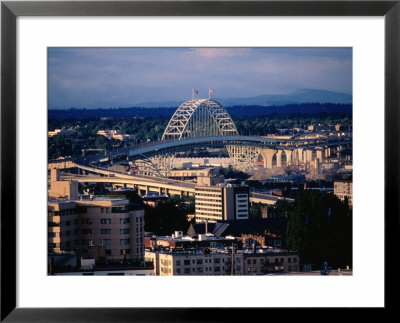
<box><xmin>48</xmin><ymin>47</ymin><xmax>352</xmax><ymax>109</ymax></box>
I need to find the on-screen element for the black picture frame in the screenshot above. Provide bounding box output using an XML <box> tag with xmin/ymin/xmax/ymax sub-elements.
<box><xmin>1</xmin><ymin>0</ymin><xmax>398</xmax><ymax>321</ymax></box>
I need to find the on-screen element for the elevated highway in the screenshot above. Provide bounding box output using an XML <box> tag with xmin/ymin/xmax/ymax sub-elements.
<box><xmin>60</xmin><ymin>172</ymin><xmax>292</xmax><ymax>205</ymax></box>
<box><xmin>71</xmin><ymin>134</ymin><xmax>351</xmax><ymax>164</ymax></box>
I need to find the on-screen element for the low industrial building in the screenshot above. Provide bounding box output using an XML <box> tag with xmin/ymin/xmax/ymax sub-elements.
<box><xmin>334</xmin><ymin>173</ymin><xmax>353</xmax><ymax>207</ymax></box>
<box><xmin>145</xmin><ymin>244</ymin><xmax>299</xmax><ymax>276</ymax></box>
<box><xmin>144</xmin><ymin>231</ymin><xmax>236</xmax><ymax>250</ymax></box>
<box><xmin>97</xmin><ymin>129</ymin><xmax>136</xmax><ymax>141</ymax></box>
<box><xmin>188</xmin><ymin>217</ymin><xmax>288</xmax><ymax>249</ymax></box>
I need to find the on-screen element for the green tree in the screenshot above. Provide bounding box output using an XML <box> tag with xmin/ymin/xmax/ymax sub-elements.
<box><xmin>286</xmin><ymin>190</ymin><xmax>352</xmax><ymax>268</ymax></box>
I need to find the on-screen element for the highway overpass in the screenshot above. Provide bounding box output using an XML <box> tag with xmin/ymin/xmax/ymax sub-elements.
<box><xmin>60</xmin><ymin>171</ymin><xmax>292</xmax><ymax>205</ymax></box>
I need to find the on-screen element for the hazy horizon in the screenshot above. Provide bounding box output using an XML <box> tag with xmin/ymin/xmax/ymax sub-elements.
<box><xmin>48</xmin><ymin>47</ymin><xmax>352</xmax><ymax>109</ymax></box>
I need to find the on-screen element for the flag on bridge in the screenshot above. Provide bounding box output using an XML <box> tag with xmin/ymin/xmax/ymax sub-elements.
<box><xmin>209</xmin><ymin>88</ymin><xmax>214</xmax><ymax>93</ymax></box>
<box><xmin>192</xmin><ymin>88</ymin><xmax>198</xmax><ymax>99</ymax></box>
<box><xmin>208</xmin><ymin>88</ymin><xmax>214</xmax><ymax>99</ymax></box>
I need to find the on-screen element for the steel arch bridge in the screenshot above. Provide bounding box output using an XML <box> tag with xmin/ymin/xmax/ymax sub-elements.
<box><xmin>159</xmin><ymin>99</ymin><xmax>261</xmax><ymax>172</ymax></box>
<box><xmin>162</xmin><ymin>99</ymin><xmax>238</xmax><ymax>140</ymax></box>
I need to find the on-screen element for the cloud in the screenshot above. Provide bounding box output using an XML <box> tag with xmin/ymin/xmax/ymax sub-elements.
<box><xmin>192</xmin><ymin>48</ymin><xmax>251</xmax><ymax>58</ymax></box>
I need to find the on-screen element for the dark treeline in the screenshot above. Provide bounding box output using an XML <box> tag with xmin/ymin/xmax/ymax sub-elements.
<box><xmin>48</xmin><ymin>103</ymin><xmax>352</xmax><ymax>120</ymax></box>
<box><xmin>264</xmin><ymin>191</ymin><xmax>352</xmax><ymax>269</ymax></box>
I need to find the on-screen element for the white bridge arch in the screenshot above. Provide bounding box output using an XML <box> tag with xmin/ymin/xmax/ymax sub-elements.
<box><xmin>161</xmin><ymin>99</ymin><xmax>261</xmax><ymax>172</ymax></box>
<box><xmin>162</xmin><ymin>99</ymin><xmax>238</xmax><ymax>140</ymax></box>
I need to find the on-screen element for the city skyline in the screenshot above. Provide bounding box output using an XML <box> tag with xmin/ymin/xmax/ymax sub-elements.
<box><xmin>48</xmin><ymin>47</ymin><xmax>352</xmax><ymax>109</ymax></box>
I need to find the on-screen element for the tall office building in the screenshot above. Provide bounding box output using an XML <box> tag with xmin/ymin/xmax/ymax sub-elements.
<box><xmin>195</xmin><ymin>176</ymin><xmax>249</xmax><ymax>223</ymax></box>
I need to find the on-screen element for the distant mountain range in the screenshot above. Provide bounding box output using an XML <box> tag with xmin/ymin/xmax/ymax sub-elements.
<box><xmin>133</xmin><ymin>89</ymin><xmax>352</xmax><ymax>108</ymax></box>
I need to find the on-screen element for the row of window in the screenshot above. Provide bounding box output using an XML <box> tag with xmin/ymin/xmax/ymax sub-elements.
<box><xmin>49</xmin><ymin>209</ymin><xmax>76</xmax><ymax>216</ymax></box>
<box><xmin>81</xmin><ymin>228</ymin><xmax>131</xmax><ymax>235</ymax></box>
<box><xmin>174</xmin><ymin>257</ymin><xmax>237</xmax><ymax>266</ymax></box>
<box><xmin>246</xmin><ymin>257</ymin><xmax>297</xmax><ymax>265</ymax></box>
<box><xmin>176</xmin><ymin>265</ymin><xmax>235</xmax><ymax>274</ymax></box>
<box><xmin>196</xmin><ymin>193</ymin><xmax>223</xmax><ymax>198</ymax></box>
<box><xmin>196</xmin><ymin>206</ymin><xmax>222</xmax><ymax>213</ymax></box>
<box><xmin>80</xmin><ymin>238</ymin><xmax>139</xmax><ymax>246</ymax></box>
<box><xmin>196</xmin><ymin>202</ymin><xmax>222</xmax><ymax>207</ymax></box>
<box><xmin>56</xmin><ymin>217</ymin><xmax>142</xmax><ymax>226</ymax></box>
<box><xmin>196</xmin><ymin>212</ymin><xmax>222</xmax><ymax>217</ymax></box>
<box><xmin>49</xmin><ymin>241</ymin><xmax>144</xmax><ymax>251</ymax></box>
<box><xmin>100</xmin><ymin>207</ymin><xmax>128</xmax><ymax>214</ymax></box>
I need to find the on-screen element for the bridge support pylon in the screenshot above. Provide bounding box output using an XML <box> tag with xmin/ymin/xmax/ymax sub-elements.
<box><xmin>276</xmin><ymin>150</ymin><xmax>283</xmax><ymax>168</ymax></box>
<box><xmin>284</xmin><ymin>149</ymin><xmax>293</xmax><ymax>166</ymax></box>
<box><xmin>296</xmin><ymin>148</ymin><xmax>304</xmax><ymax>164</ymax></box>
<box><xmin>261</xmin><ymin>148</ymin><xmax>277</xmax><ymax>169</ymax></box>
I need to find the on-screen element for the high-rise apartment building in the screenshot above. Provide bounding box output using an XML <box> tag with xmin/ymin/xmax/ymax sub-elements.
<box><xmin>48</xmin><ymin>169</ymin><xmax>145</xmax><ymax>262</ymax></box>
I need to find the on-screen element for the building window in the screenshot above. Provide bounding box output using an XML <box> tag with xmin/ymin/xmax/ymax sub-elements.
<box><xmin>81</xmin><ymin>218</ymin><xmax>92</xmax><ymax>225</ymax></box>
<box><xmin>253</xmin><ymin>259</ymin><xmax>257</xmax><ymax>264</ymax></box>
<box><xmin>176</xmin><ymin>269</ymin><xmax>181</xmax><ymax>274</ymax></box>
<box><xmin>293</xmin><ymin>258</ymin><xmax>297</xmax><ymax>263</ymax></box>
<box><xmin>101</xmin><ymin>239</ymin><xmax>111</xmax><ymax>246</ymax></box>
<box><xmin>214</xmin><ymin>267</ymin><xmax>220</xmax><ymax>272</ymax></box>
<box><xmin>288</xmin><ymin>266</ymin><xmax>292</xmax><ymax>272</ymax></box>
<box><xmin>197</xmin><ymin>267</ymin><xmax>203</xmax><ymax>273</ymax></box>
<box><xmin>101</xmin><ymin>229</ymin><xmax>111</xmax><ymax>234</ymax></box>
<box><xmin>247</xmin><ymin>259</ymin><xmax>251</xmax><ymax>264</ymax></box>
<box><xmin>184</xmin><ymin>260</ymin><xmax>190</xmax><ymax>265</ymax></box>
<box><xmin>106</xmin><ymin>249</ymin><xmax>112</xmax><ymax>255</ymax></box>
<box><xmin>176</xmin><ymin>260</ymin><xmax>180</xmax><ymax>266</ymax></box>
<box><xmin>247</xmin><ymin>267</ymin><xmax>251</xmax><ymax>273</ymax></box>
<box><xmin>184</xmin><ymin>268</ymin><xmax>190</xmax><ymax>274</ymax></box>
<box><xmin>214</xmin><ymin>258</ymin><xmax>220</xmax><ymax>264</ymax></box>
<box><xmin>81</xmin><ymin>239</ymin><xmax>90</xmax><ymax>245</ymax></box>
<box><xmin>120</xmin><ymin>239</ymin><xmax>130</xmax><ymax>245</ymax></box>
<box><xmin>197</xmin><ymin>259</ymin><xmax>203</xmax><ymax>265</ymax></box>
<box><xmin>288</xmin><ymin>258</ymin><xmax>291</xmax><ymax>263</ymax></box>
<box><xmin>260</xmin><ymin>259</ymin><xmax>264</xmax><ymax>264</ymax></box>
<box><xmin>81</xmin><ymin>229</ymin><xmax>92</xmax><ymax>235</ymax></box>
<box><xmin>253</xmin><ymin>267</ymin><xmax>257</xmax><ymax>272</ymax></box>
<box><xmin>120</xmin><ymin>218</ymin><xmax>130</xmax><ymax>224</ymax></box>
<box><xmin>119</xmin><ymin>218</ymin><xmax>130</xmax><ymax>224</ymax></box>
<box><xmin>101</xmin><ymin>218</ymin><xmax>111</xmax><ymax>224</ymax></box>
<box><xmin>120</xmin><ymin>229</ymin><xmax>130</xmax><ymax>234</ymax></box>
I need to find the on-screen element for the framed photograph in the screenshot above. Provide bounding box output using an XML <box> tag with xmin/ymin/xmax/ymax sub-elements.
<box><xmin>1</xmin><ymin>0</ymin><xmax>398</xmax><ymax>321</ymax></box>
